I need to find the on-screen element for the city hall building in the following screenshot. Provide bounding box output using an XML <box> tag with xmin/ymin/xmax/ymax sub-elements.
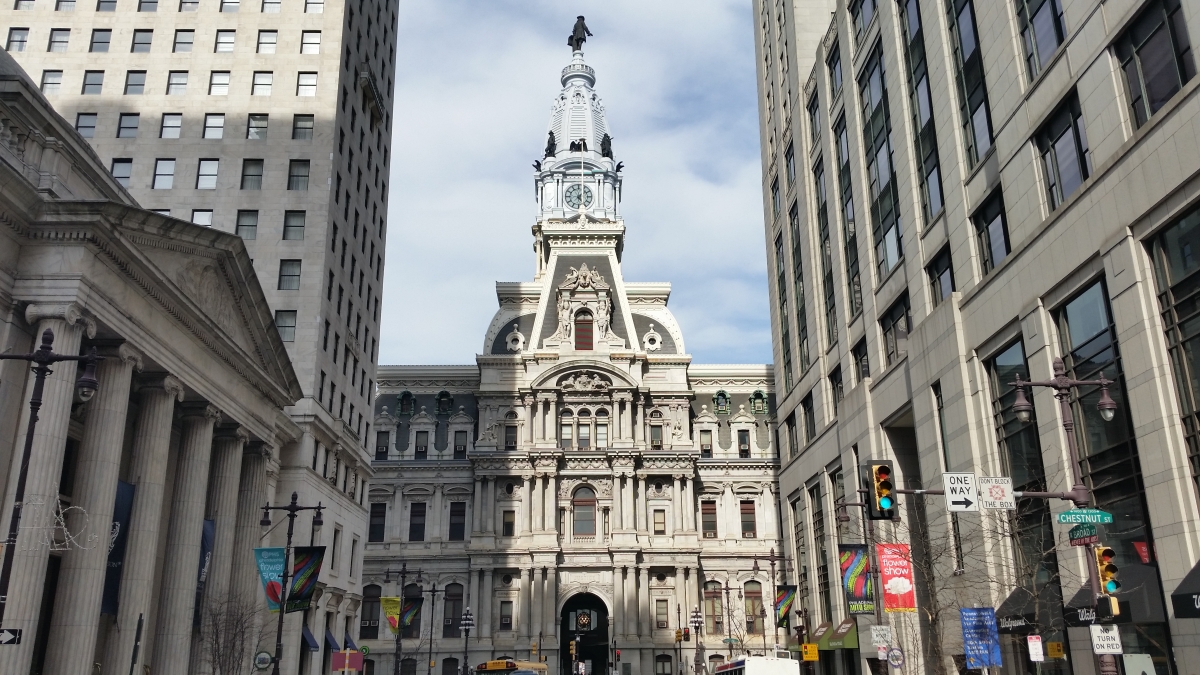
<box><xmin>753</xmin><ymin>0</ymin><xmax>1200</xmax><ymax>673</ymax></box>
<box><xmin>365</xmin><ymin>49</ymin><xmax>781</xmax><ymax>675</ymax></box>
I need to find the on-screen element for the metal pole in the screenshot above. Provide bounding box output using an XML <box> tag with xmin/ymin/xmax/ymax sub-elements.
<box><xmin>769</xmin><ymin>556</ymin><xmax>778</xmax><ymax>649</ymax></box>
<box><xmin>271</xmin><ymin>499</ymin><xmax>297</xmax><ymax>675</ymax></box>
<box><xmin>393</xmin><ymin>566</ymin><xmax>410</xmax><ymax>675</ymax></box>
<box><xmin>722</xmin><ymin>583</ymin><xmax>733</xmax><ymax>658</ymax></box>
<box><xmin>462</xmin><ymin>626</ymin><xmax>470</xmax><ymax>675</ymax></box>
<box><xmin>127</xmin><ymin>613</ymin><xmax>143</xmax><ymax>675</ymax></box>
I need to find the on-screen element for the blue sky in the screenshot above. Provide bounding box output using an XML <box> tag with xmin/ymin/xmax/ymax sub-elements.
<box><xmin>380</xmin><ymin>1</ymin><xmax>773</xmax><ymax>366</ymax></box>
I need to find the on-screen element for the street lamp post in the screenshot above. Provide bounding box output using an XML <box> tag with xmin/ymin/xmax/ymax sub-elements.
<box><xmin>260</xmin><ymin>491</ymin><xmax>325</xmax><ymax>675</ymax></box>
<box><xmin>424</xmin><ymin>583</ymin><xmax>446</xmax><ymax>675</ymax></box>
<box><xmin>721</xmin><ymin>582</ymin><xmax>738</xmax><ymax>658</ymax></box>
<box><xmin>758</xmin><ymin>549</ymin><xmax>785</xmax><ymax>649</ymax></box>
<box><xmin>689</xmin><ymin>606</ymin><xmax>703</xmax><ymax>675</ymax></box>
<box><xmin>384</xmin><ymin>564</ymin><xmax>424</xmax><ymax>675</ymax></box>
<box><xmin>1010</xmin><ymin>357</ymin><xmax>1121</xmax><ymax>675</ymax></box>
<box><xmin>0</xmin><ymin>328</ymin><xmax>100</xmax><ymax>626</ymax></box>
<box><xmin>460</xmin><ymin>607</ymin><xmax>475</xmax><ymax>675</ymax></box>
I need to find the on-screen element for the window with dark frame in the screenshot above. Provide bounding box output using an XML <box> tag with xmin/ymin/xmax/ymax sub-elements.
<box><xmin>801</xmin><ymin>393</ymin><xmax>815</xmax><ymax>443</ymax></box>
<box><xmin>927</xmin><ymin>246</ymin><xmax>955</xmax><ymax>307</ymax></box>
<box><xmin>277</xmin><ymin>260</ymin><xmax>301</xmax><ymax>290</ymax></box>
<box><xmin>700</xmin><ymin>429</ymin><xmax>713</xmax><ymax>458</ymax></box>
<box><xmin>807</xmin><ymin>96</ymin><xmax>820</xmax><ymax>145</ymax></box>
<box><xmin>948</xmin><ymin>0</ymin><xmax>993</xmax><ymax>164</ymax></box>
<box><xmin>6</xmin><ymin>28</ymin><xmax>29</xmax><ymax>52</ymax></box>
<box><xmin>785</xmin><ymin>142</ymin><xmax>796</xmax><ymax>185</ymax></box>
<box><xmin>790</xmin><ymin>202</ymin><xmax>812</xmax><ymax>372</ymax></box>
<box><xmin>82</xmin><ymin>71</ymin><xmax>104</xmax><ymax>95</ymax></box>
<box><xmin>851</xmin><ymin>0</ymin><xmax>876</xmax><ymax>43</ymax></box>
<box><xmin>236</xmin><ymin>210</ymin><xmax>258</xmax><ymax>239</ymax></box>
<box><xmin>368</xmin><ymin>502</ymin><xmax>385</xmax><ymax>541</ymax></box>
<box><xmin>110</xmin><ymin>158</ymin><xmax>132</xmax><ymax>187</ymax></box>
<box><xmin>90</xmin><ymin>29</ymin><xmax>110</xmax><ymax>52</ymax></box>
<box><xmin>1115</xmin><ymin>0</ymin><xmax>1194</xmax><ymax>128</ymax></box>
<box><xmin>287</xmin><ymin>159</ymin><xmax>310</xmax><ymax>190</ymax></box>
<box><xmin>852</xmin><ymin>338</ymin><xmax>869</xmax><ymax>383</ymax></box>
<box><xmin>974</xmin><ymin>192</ymin><xmax>1010</xmax><ymax>274</ymax></box>
<box><xmin>75</xmin><ymin>113</ymin><xmax>97</xmax><ymax>138</ymax></box>
<box><xmin>502</xmin><ymin>510</ymin><xmax>515</xmax><ymax>536</ymax></box>
<box><xmin>283</xmin><ymin>211</ymin><xmax>306</xmax><ymax>240</ymax></box>
<box><xmin>414</xmin><ymin>431</ymin><xmax>428</xmax><ymax>460</ymax></box>
<box><xmin>701</xmin><ymin>501</ymin><xmax>717</xmax><ymax>538</ymax></box>
<box><xmin>835</xmin><ymin>117</ymin><xmax>863</xmax><ymax>316</ymax></box>
<box><xmin>574</xmin><ymin>311</ymin><xmax>594</xmax><ymax>350</ymax></box>
<box><xmin>880</xmin><ymin>294</ymin><xmax>911</xmax><ymax>366</ymax></box>
<box><xmin>240</xmin><ymin>159</ymin><xmax>263</xmax><ymax>190</ymax></box>
<box><xmin>117</xmin><ymin>113</ymin><xmax>139</xmax><ymax>138</ymax></box>
<box><xmin>408</xmin><ymin>502</ymin><xmax>426</xmax><ymax>541</ymax></box>
<box><xmin>900</xmin><ymin>0</ymin><xmax>944</xmax><ymax>223</ymax></box>
<box><xmin>447</xmin><ymin>503</ymin><xmax>466</xmax><ymax>541</ymax></box>
<box><xmin>131</xmin><ymin>29</ymin><xmax>152</xmax><ymax>52</ymax></box>
<box><xmin>827</xmin><ymin>43</ymin><xmax>843</xmax><ymax>96</ymax></box>
<box><xmin>173</xmin><ymin>29</ymin><xmax>193</xmax><ymax>52</ymax></box>
<box><xmin>815</xmin><ymin>162</ymin><xmax>837</xmax><ymax>346</ymax></box>
<box><xmin>274</xmin><ymin>310</ymin><xmax>296</xmax><ymax>341</ymax></box>
<box><xmin>1036</xmin><ymin>93</ymin><xmax>1091</xmax><ymax>209</ymax></box>
<box><xmin>740</xmin><ymin>500</ymin><xmax>757</xmax><ymax>538</ymax></box>
<box><xmin>653</xmin><ymin>509</ymin><xmax>666</xmax><ymax>535</ymax></box>
<box><xmin>738</xmin><ymin>429</ymin><xmax>751</xmax><ymax>458</ymax></box>
<box><xmin>203</xmin><ymin>113</ymin><xmax>224</xmax><ymax>139</ymax></box>
<box><xmin>830</xmin><ymin>367</ymin><xmax>844</xmax><ymax>417</ymax></box>
<box><xmin>247</xmin><ymin>114</ymin><xmax>268</xmax><ymax>139</ymax></box>
<box><xmin>775</xmin><ymin>235</ymin><xmax>794</xmax><ymax>389</ymax></box>
<box><xmin>454</xmin><ymin>430</ymin><xmax>467</xmax><ymax>459</ymax></box>
<box><xmin>293</xmin><ymin>114</ymin><xmax>315</xmax><ymax>139</ymax></box>
<box><xmin>859</xmin><ymin>45</ymin><xmax>902</xmax><ymax>278</ymax></box>
<box><xmin>1017</xmin><ymin>0</ymin><xmax>1066</xmax><ymax>79</ymax></box>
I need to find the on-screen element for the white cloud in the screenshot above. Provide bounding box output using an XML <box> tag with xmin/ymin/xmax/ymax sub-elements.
<box><xmin>381</xmin><ymin>1</ymin><xmax>772</xmax><ymax>366</ymax></box>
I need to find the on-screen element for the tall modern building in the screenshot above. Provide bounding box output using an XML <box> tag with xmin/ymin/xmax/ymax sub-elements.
<box><xmin>365</xmin><ymin>47</ymin><xmax>781</xmax><ymax>675</ymax></box>
<box><xmin>754</xmin><ymin>0</ymin><xmax>1200</xmax><ymax>673</ymax></box>
<box><xmin>2</xmin><ymin>0</ymin><xmax>395</xmax><ymax>670</ymax></box>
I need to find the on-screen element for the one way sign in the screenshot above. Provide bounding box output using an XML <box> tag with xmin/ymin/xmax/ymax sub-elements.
<box><xmin>942</xmin><ymin>472</ymin><xmax>979</xmax><ymax>512</ymax></box>
<box><xmin>0</xmin><ymin>628</ymin><xmax>21</xmax><ymax>645</ymax></box>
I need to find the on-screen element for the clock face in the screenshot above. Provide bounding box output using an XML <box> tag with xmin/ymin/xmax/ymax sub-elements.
<box><xmin>564</xmin><ymin>184</ymin><xmax>593</xmax><ymax>209</ymax></box>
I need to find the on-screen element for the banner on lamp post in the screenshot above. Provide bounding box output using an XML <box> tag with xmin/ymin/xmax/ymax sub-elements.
<box><xmin>775</xmin><ymin>586</ymin><xmax>797</xmax><ymax>627</ymax></box>
<box><xmin>838</xmin><ymin>544</ymin><xmax>875</xmax><ymax>614</ymax></box>
<box><xmin>876</xmin><ymin>544</ymin><xmax>916</xmax><ymax>612</ymax></box>
<box><xmin>254</xmin><ymin>547</ymin><xmax>286</xmax><ymax>612</ymax></box>
<box><xmin>285</xmin><ymin>546</ymin><xmax>326</xmax><ymax>613</ymax></box>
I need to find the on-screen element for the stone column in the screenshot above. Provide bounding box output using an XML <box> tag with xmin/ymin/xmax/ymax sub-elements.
<box><xmin>232</xmin><ymin>445</ymin><xmax>269</xmax><ymax>604</ymax></box>
<box><xmin>723</xmin><ymin>484</ymin><xmax>736</xmax><ymax>540</ymax></box>
<box><xmin>545</xmin><ymin>474</ymin><xmax>558</xmax><ymax>534</ymax></box>
<box><xmin>531</xmin><ymin>568</ymin><xmax>543</xmax><ymax>642</ymax></box>
<box><xmin>638</xmin><ymin>567</ymin><xmax>649</xmax><ymax>637</ymax></box>
<box><xmin>532</xmin><ymin>475</ymin><xmax>544</xmax><ymax>531</ymax></box>
<box><xmin>532</xmin><ymin>399</ymin><xmax>542</xmax><ymax>442</ymax></box>
<box><xmin>482</xmin><ymin>569</ymin><xmax>494</xmax><ymax>637</ymax></box>
<box><xmin>525</xmin><ymin>397</ymin><xmax>536</xmax><ymax>444</ymax></box>
<box><xmin>673</xmin><ymin>475</ymin><xmax>684</xmax><ymax>533</ymax></box>
<box><xmin>548</xmin><ymin>399</ymin><xmax>558</xmax><ymax>445</ymax></box>
<box><xmin>684</xmin><ymin>479</ymin><xmax>695</xmax><ymax>531</ymax></box>
<box><xmin>152</xmin><ymin>404</ymin><xmax>221</xmax><ymax>675</ymax></box>
<box><xmin>522</xmin><ymin>475</ymin><xmax>534</xmax><ymax>535</ymax></box>
<box><xmin>202</xmin><ymin>426</ymin><xmax>248</xmax><ymax>615</ymax></box>
<box><xmin>613</xmin><ymin>473</ymin><xmax>623</xmax><ymax>530</ymax></box>
<box><xmin>623</xmin><ymin>476</ymin><xmax>634</xmax><ymax>530</ymax></box>
<box><xmin>623</xmin><ymin>567</ymin><xmax>636</xmax><ymax>637</ymax></box>
<box><xmin>469</xmin><ymin>569</ymin><xmax>481</xmax><ymax>628</ymax></box>
<box><xmin>44</xmin><ymin>344</ymin><xmax>141</xmax><ymax>675</ymax></box>
<box><xmin>518</xmin><ymin>567</ymin><xmax>530</xmax><ymax>639</ymax></box>
<box><xmin>613</xmin><ymin>566</ymin><xmax>625</xmax><ymax>640</ymax></box>
<box><xmin>102</xmin><ymin>375</ymin><xmax>184</xmax><ymax>672</ymax></box>
<box><xmin>430</xmin><ymin>484</ymin><xmax>444</xmax><ymax>540</ymax></box>
<box><xmin>543</xmin><ymin>567</ymin><xmax>557</xmax><ymax>638</ymax></box>
<box><xmin>472</xmin><ymin>477</ymin><xmax>483</xmax><ymax>534</ymax></box>
<box><xmin>484</xmin><ymin>479</ymin><xmax>494</xmax><ymax>534</ymax></box>
<box><xmin>636</xmin><ymin>476</ymin><xmax>647</xmax><ymax>532</ymax></box>
<box><xmin>0</xmin><ymin>305</ymin><xmax>93</xmax><ymax>674</ymax></box>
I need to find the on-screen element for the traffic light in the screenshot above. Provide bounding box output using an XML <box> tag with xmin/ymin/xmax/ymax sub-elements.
<box><xmin>674</xmin><ymin>629</ymin><xmax>683</xmax><ymax>642</ymax></box>
<box><xmin>865</xmin><ymin>461</ymin><xmax>896</xmax><ymax>520</ymax></box>
<box><xmin>531</xmin><ymin>642</ymin><xmax>538</xmax><ymax>656</ymax></box>
<box><xmin>570</xmin><ymin>641</ymin><xmax>577</xmax><ymax>657</ymax></box>
<box><xmin>615</xmin><ymin>650</ymin><xmax>621</xmax><ymax>662</ymax></box>
<box><xmin>683</xmin><ymin>628</ymin><xmax>690</xmax><ymax>642</ymax></box>
<box><xmin>1096</xmin><ymin>546</ymin><xmax>1121</xmax><ymax>594</ymax></box>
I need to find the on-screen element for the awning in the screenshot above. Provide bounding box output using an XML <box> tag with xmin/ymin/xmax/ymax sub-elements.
<box><xmin>1172</xmin><ymin>558</ymin><xmax>1200</xmax><ymax>618</ymax></box>
<box><xmin>344</xmin><ymin>633</ymin><xmax>359</xmax><ymax>651</ymax></box>
<box><xmin>301</xmin><ymin>624</ymin><xmax>321</xmax><ymax>652</ymax></box>
<box><xmin>325</xmin><ymin>628</ymin><xmax>341</xmax><ymax>651</ymax></box>
<box><xmin>995</xmin><ymin>586</ymin><xmax>1036</xmax><ymax>634</ymax></box>
<box><xmin>808</xmin><ymin>622</ymin><xmax>832</xmax><ymax>646</ymax></box>
<box><xmin>820</xmin><ymin>618</ymin><xmax>858</xmax><ymax>650</ymax></box>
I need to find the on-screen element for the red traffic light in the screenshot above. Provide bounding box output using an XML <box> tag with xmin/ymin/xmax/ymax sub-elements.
<box><xmin>615</xmin><ymin>650</ymin><xmax>621</xmax><ymax>662</ymax></box>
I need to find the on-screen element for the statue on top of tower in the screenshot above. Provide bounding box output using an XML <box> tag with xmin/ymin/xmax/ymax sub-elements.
<box><xmin>545</xmin><ymin>131</ymin><xmax>557</xmax><ymax>158</ymax></box>
<box><xmin>568</xmin><ymin>16</ymin><xmax>592</xmax><ymax>52</ymax></box>
<box><xmin>600</xmin><ymin>133</ymin><xmax>613</xmax><ymax>159</ymax></box>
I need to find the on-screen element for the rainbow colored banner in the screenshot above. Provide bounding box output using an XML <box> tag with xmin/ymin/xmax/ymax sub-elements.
<box><xmin>839</xmin><ymin>544</ymin><xmax>875</xmax><ymax>615</ymax></box>
<box><xmin>399</xmin><ymin>598</ymin><xmax>423</xmax><ymax>628</ymax></box>
<box><xmin>775</xmin><ymin>585</ymin><xmax>797</xmax><ymax>628</ymax></box>
<box><xmin>285</xmin><ymin>546</ymin><xmax>326</xmax><ymax>613</ymax></box>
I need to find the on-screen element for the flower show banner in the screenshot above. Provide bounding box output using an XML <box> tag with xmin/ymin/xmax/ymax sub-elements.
<box><xmin>839</xmin><ymin>544</ymin><xmax>875</xmax><ymax>615</ymax></box>
<box><xmin>876</xmin><ymin>543</ymin><xmax>917</xmax><ymax>613</ymax></box>
<box><xmin>775</xmin><ymin>586</ymin><xmax>797</xmax><ymax>627</ymax></box>
<box><xmin>254</xmin><ymin>547</ymin><xmax>286</xmax><ymax>612</ymax></box>
<box><xmin>381</xmin><ymin>597</ymin><xmax>403</xmax><ymax>635</ymax></box>
<box><xmin>285</xmin><ymin>546</ymin><xmax>327</xmax><ymax>613</ymax></box>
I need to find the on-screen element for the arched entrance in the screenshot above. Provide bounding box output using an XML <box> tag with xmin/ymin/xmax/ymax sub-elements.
<box><xmin>561</xmin><ymin>593</ymin><xmax>609</xmax><ymax>675</ymax></box>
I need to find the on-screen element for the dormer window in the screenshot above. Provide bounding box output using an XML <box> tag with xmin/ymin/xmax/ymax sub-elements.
<box><xmin>714</xmin><ymin>391</ymin><xmax>730</xmax><ymax>414</ymax></box>
<box><xmin>398</xmin><ymin>392</ymin><xmax>414</xmax><ymax>414</ymax></box>
<box><xmin>751</xmin><ymin>391</ymin><xmax>767</xmax><ymax>414</ymax></box>
<box><xmin>700</xmin><ymin>430</ymin><xmax>713</xmax><ymax>458</ymax></box>
<box><xmin>436</xmin><ymin>391</ymin><xmax>452</xmax><ymax>414</ymax></box>
<box><xmin>575</xmin><ymin>310</ymin><xmax>594</xmax><ymax>350</ymax></box>
<box><xmin>454</xmin><ymin>430</ymin><xmax>467</xmax><ymax>459</ymax></box>
<box><xmin>649</xmin><ymin>411</ymin><xmax>664</xmax><ymax>450</ymax></box>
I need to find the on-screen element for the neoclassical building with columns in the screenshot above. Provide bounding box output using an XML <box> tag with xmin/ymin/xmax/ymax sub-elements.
<box><xmin>366</xmin><ymin>48</ymin><xmax>780</xmax><ymax>675</ymax></box>
<box><xmin>0</xmin><ymin>49</ymin><xmax>354</xmax><ymax>674</ymax></box>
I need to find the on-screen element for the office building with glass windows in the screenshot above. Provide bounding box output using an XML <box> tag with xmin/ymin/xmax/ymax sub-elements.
<box><xmin>755</xmin><ymin>0</ymin><xmax>1200</xmax><ymax>672</ymax></box>
<box><xmin>3</xmin><ymin>0</ymin><xmax>396</xmax><ymax>670</ymax></box>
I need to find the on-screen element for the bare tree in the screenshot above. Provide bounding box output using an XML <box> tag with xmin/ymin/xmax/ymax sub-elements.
<box><xmin>200</xmin><ymin>595</ymin><xmax>271</xmax><ymax>675</ymax></box>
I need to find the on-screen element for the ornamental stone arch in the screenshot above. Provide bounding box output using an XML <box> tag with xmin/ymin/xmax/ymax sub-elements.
<box><xmin>555</xmin><ymin>585</ymin><xmax>614</xmax><ymax>617</ymax></box>
<box><xmin>532</xmin><ymin>359</ymin><xmax>637</xmax><ymax>391</ymax></box>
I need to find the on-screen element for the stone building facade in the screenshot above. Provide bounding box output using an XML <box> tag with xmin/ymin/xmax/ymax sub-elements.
<box><xmin>754</xmin><ymin>0</ymin><xmax>1200</xmax><ymax>674</ymax></box>
<box><xmin>365</xmin><ymin>50</ymin><xmax>780</xmax><ymax>675</ymax></box>
<box><xmin>0</xmin><ymin>50</ymin><xmax>304</xmax><ymax>674</ymax></box>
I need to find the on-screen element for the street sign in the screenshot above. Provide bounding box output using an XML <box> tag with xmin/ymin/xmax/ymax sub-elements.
<box><xmin>1090</xmin><ymin>624</ymin><xmax>1123</xmax><ymax>654</ymax></box>
<box><xmin>978</xmin><ymin>477</ymin><xmax>1016</xmax><ymax>510</ymax></box>
<box><xmin>1068</xmin><ymin>524</ymin><xmax>1099</xmax><ymax>546</ymax></box>
<box><xmin>1046</xmin><ymin>642</ymin><xmax>1064</xmax><ymax>659</ymax></box>
<box><xmin>887</xmin><ymin>647</ymin><xmax>905</xmax><ymax>668</ymax></box>
<box><xmin>800</xmin><ymin>644</ymin><xmax>819</xmax><ymax>661</ymax></box>
<box><xmin>942</xmin><ymin>473</ymin><xmax>979</xmax><ymax>512</ymax></box>
<box><xmin>253</xmin><ymin>652</ymin><xmax>273</xmax><ymax>670</ymax></box>
<box><xmin>1057</xmin><ymin>509</ymin><xmax>1114</xmax><ymax>524</ymax></box>
<box><xmin>0</xmin><ymin>629</ymin><xmax>21</xmax><ymax>646</ymax></box>
<box><xmin>960</xmin><ymin>608</ymin><xmax>1002</xmax><ymax>669</ymax></box>
<box><xmin>870</xmin><ymin>625</ymin><xmax>892</xmax><ymax>647</ymax></box>
<box><xmin>1027</xmin><ymin>635</ymin><xmax>1044</xmax><ymax>662</ymax></box>
<box><xmin>876</xmin><ymin>646</ymin><xmax>888</xmax><ymax>660</ymax></box>
<box><xmin>361</xmin><ymin>646</ymin><xmax>370</xmax><ymax>656</ymax></box>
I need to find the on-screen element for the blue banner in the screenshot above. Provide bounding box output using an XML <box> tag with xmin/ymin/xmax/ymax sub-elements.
<box><xmin>255</xmin><ymin>547</ymin><xmax>286</xmax><ymax>612</ymax></box>
<box><xmin>193</xmin><ymin>519</ymin><xmax>215</xmax><ymax>627</ymax></box>
<box><xmin>100</xmin><ymin>481</ymin><xmax>135</xmax><ymax>616</ymax></box>
<box><xmin>960</xmin><ymin>607</ymin><xmax>1002</xmax><ymax>669</ymax></box>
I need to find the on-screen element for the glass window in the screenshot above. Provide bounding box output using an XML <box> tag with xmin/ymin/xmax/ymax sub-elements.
<box><xmin>815</xmin><ymin>163</ymin><xmax>838</xmax><ymax>345</ymax></box>
<box><xmin>835</xmin><ymin>118</ymin><xmax>863</xmax><ymax>315</ymax></box>
<box><xmin>274</xmin><ymin>310</ymin><xmax>296</xmax><ymax>341</ymax></box>
<box><xmin>131</xmin><ymin>29</ymin><xmax>152</xmax><ymax>52</ymax></box>
<box><xmin>740</xmin><ymin>500</ymin><xmax>757</xmax><ymax>537</ymax></box>
<box><xmin>948</xmin><ymin>0</ymin><xmax>993</xmax><ymax>164</ymax></box>
<box><xmin>117</xmin><ymin>113</ymin><xmax>139</xmax><ymax>138</ymax></box>
<box><xmin>447</xmin><ymin>504</ymin><xmax>466</xmax><ymax>542</ymax></box>
<box><xmin>75</xmin><ymin>113</ymin><xmax>97</xmax><ymax>138</ymax></box>
<box><xmin>166</xmin><ymin>71</ymin><xmax>187</xmax><ymax>95</ymax></box>
<box><xmin>801</xmin><ymin>394</ymin><xmax>815</xmax><ymax>443</ymax></box>
<box><xmin>110</xmin><ymin>159</ymin><xmax>132</xmax><ymax>187</ymax></box>
<box><xmin>160</xmin><ymin>113</ymin><xmax>181</xmax><ymax>138</ymax></box>
<box><xmin>1115</xmin><ymin>0</ymin><xmax>1194</xmax><ymax>128</ymax></box>
<box><xmin>304</xmin><ymin>0</ymin><xmax>321</xmax><ymax>12</ymax></box>
<box><xmin>1018</xmin><ymin>0</ymin><xmax>1066</xmax><ymax>79</ymax></box>
<box><xmin>361</xmin><ymin>583</ymin><xmax>381</xmax><ymax>638</ymax></box>
<box><xmin>47</xmin><ymin>29</ymin><xmax>69</xmax><ymax>52</ymax></box>
<box><xmin>830</xmin><ymin>367</ymin><xmax>844</xmax><ymax>417</ymax></box>
<box><xmin>81</xmin><ymin>71</ymin><xmax>104</xmax><ymax>95</ymax></box>
<box><xmin>296</xmin><ymin>72</ymin><xmax>317</xmax><ymax>96</ymax></box>
<box><xmin>701</xmin><ymin>502</ymin><xmax>717</xmax><ymax>538</ymax></box>
<box><xmin>240</xmin><ymin>159</ymin><xmax>263</xmax><ymax>189</ymax></box>
<box><xmin>124</xmin><ymin>71</ymin><xmax>145</xmax><ymax>95</ymax></box>
<box><xmin>236</xmin><ymin>210</ymin><xmax>258</xmax><ymax>239</ymax></box>
<box><xmin>219</xmin><ymin>0</ymin><xmax>237</xmax><ymax>11</ymax></box>
<box><xmin>257</xmin><ymin>30</ymin><xmax>276</xmax><ymax>53</ymax></box>
<box><xmin>283</xmin><ymin>211</ymin><xmax>306</xmax><ymax>240</ymax></box>
<box><xmin>859</xmin><ymin>46</ymin><xmax>902</xmax><ymax>278</ymax></box>
<box><xmin>454</xmin><ymin>430</ymin><xmax>467</xmax><ymax>459</ymax></box>
<box><xmin>252</xmin><ymin>71</ymin><xmax>273</xmax><ymax>95</ymax></box>
<box><xmin>137</xmin><ymin>0</ymin><xmax>156</xmax><ymax>10</ymax></box>
<box><xmin>827</xmin><ymin>44</ymin><xmax>842</xmax><ymax>96</ymax></box>
<box><xmin>699</xmin><ymin>429</ymin><xmax>713</xmax><ymax>457</ymax></box>
<box><xmin>56</xmin><ymin>0</ymin><xmax>74</xmax><ymax>8</ymax></box>
<box><xmin>368</xmin><ymin>503</ymin><xmax>385</xmax><ymax>542</ymax></box>
<box><xmin>744</xmin><ymin>581</ymin><xmax>763</xmax><ymax>633</ymax></box>
<box><xmin>195</xmin><ymin>159</ymin><xmax>218</xmax><ymax>189</ymax></box>
<box><xmin>499</xmin><ymin>601</ymin><xmax>513</xmax><ymax>630</ymax></box>
<box><xmin>414</xmin><ymin>431</ymin><xmax>428</xmax><ymax>460</ymax></box>
<box><xmin>96</xmin><ymin>0</ymin><xmax>115</xmax><ymax>10</ymax></box>
<box><xmin>852</xmin><ymin>338</ymin><xmax>869</xmax><ymax>383</ymax></box>
<box><xmin>214</xmin><ymin>30</ymin><xmax>235</xmax><ymax>52</ymax></box>
<box><xmin>899</xmin><ymin>0</ymin><xmax>944</xmax><ymax>223</ymax></box>
<box><xmin>652</xmin><ymin>509</ymin><xmax>666</xmax><ymax>535</ymax></box>
<box><xmin>261</xmin><ymin>0</ymin><xmax>278</xmax><ymax>11</ymax></box>
<box><xmin>703</xmin><ymin>581</ymin><xmax>723</xmax><ymax>633</ymax></box>
<box><xmin>1037</xmin><ymin>94</ymin><xmax>1091</xmax><ymax>208</ymax></box>
<box><xmin>401</xmin><ymin>585</ymin><xmax>422</xmax><ymax>638</ymax></box>
<box><xmin>6</xmin><ymin>28</ymin><xmax>29</xmax><ymax>51</ymax></box>
<box><xmin>974</xmin><ymin>192</ymin><xmax>1009</xmax><ymax>274</ymax></box>
<box><xmin>737</xmin><ymin>429</ymin><xmax>751</xmax><ymax>458</ymax></box>
<box><xmin>408</xmin><ymin>502</ymin><xmax>426</xmax><ymax>541</ymax></box>
<box><xmin>572</xmin><ymin>487</ymin><xmax>596</xmax><ymax>536</ymax></box>
<box><xmin>927</xmin><ymin>246</ymin><xmax>954</xmax><ymax>307</ymax></box>
<box><xmin>771</xmin><ymin>176</ymin><xmax>781</xmax><ymax>217</ymax></box>
<box><xmin>852</xmin><ymin>0</ymin><xmax>877</xmax><ymax>42</ymax></box>
<box><xmin>203</xmin><ymin>113</ymin><xmax>224</xmax><ymax>139</ymax></box>
<box><xmin>301</xmin><ymin>31</ymin><xmax>321</xmax><ymax>54</ymax></box>
<box><xmin>287</xmin><ymin>160</ymin><xmax>310</xmax><ymax>190</ymax></box>
<box><xmin>807</xmin><ymin>96</ymin><xmax>820</xmax><ymax>145</ymax></box>
<box><xmin>502</xmin><ymin>510</ymin><xmax>515</xmax><ymax>536</ymax></box>
<box><xmin>292</xmin><ymin>114</ymin><xmax>315</xmax><ymax>139</ymax></box>
<box><xmin>179</xmin><ymin>0</ymin><xmax>197</xmax><ymax>9</ymax></box>
<box><xmin>190</xmin><ymin>210</ymin><xmax>212</xmax><ymax>227</ymax></box>
<box><xmin>880</xmin><ymin>293</ymin><xmax>911</xmax><ymax>365</ymax></box>
<box><xmin>789</xmin><ymin>203</ymin><xmax>811</xmax><ymax>372</ymax></box>
<box><xmin>153</xmin><ymin>159</ymin><xmax>175</xmax><ymax>189</ymax></box>
<box><xmin>247</xmin><ymin>114</ymin><xmax>268</xmax><ymax>139</ymax></box>
<box><xmin>173</xmin><ymin>30</ymin><xmax>193</xmax><ymax>52</ymax></box>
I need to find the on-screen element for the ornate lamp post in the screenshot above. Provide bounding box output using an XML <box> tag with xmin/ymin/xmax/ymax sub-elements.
<box><xmin>384</xmin><ymin>564</ymin><xmax>424</xmax><ymax>675</ymax></box>
<box><xmin>0</xmin><ymin>329</ymin><xmax>100</xmax><ymax>625</ymax></box>
<box><xmin>459</xmin><ymin>607</ymin><xmax>475</xmax><ymax>675</ymax></box>
<box><xmin>260</xmin><ymin>492</ymin><xmax>325</xmax><ymax>675</ymax></box>
<box><xmin>688</xmin><ymin>606</ymin><xmax>703</xmax><ymax>675</ymax></box>
<box><xmin>424</xmin><ymin>583</ymin><xmax>446</xmax><ymax>675</ymax></box>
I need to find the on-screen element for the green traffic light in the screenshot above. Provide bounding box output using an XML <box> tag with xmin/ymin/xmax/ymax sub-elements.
<box><xmin>879</xmin><ymin>496</ymin><xmax>893</xmax><ymax>509</ymax></box>
<box><xmin>1104</xmin><ymin>580</ymin><xmax>1119</xmax><ymax>593</ymax></box>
